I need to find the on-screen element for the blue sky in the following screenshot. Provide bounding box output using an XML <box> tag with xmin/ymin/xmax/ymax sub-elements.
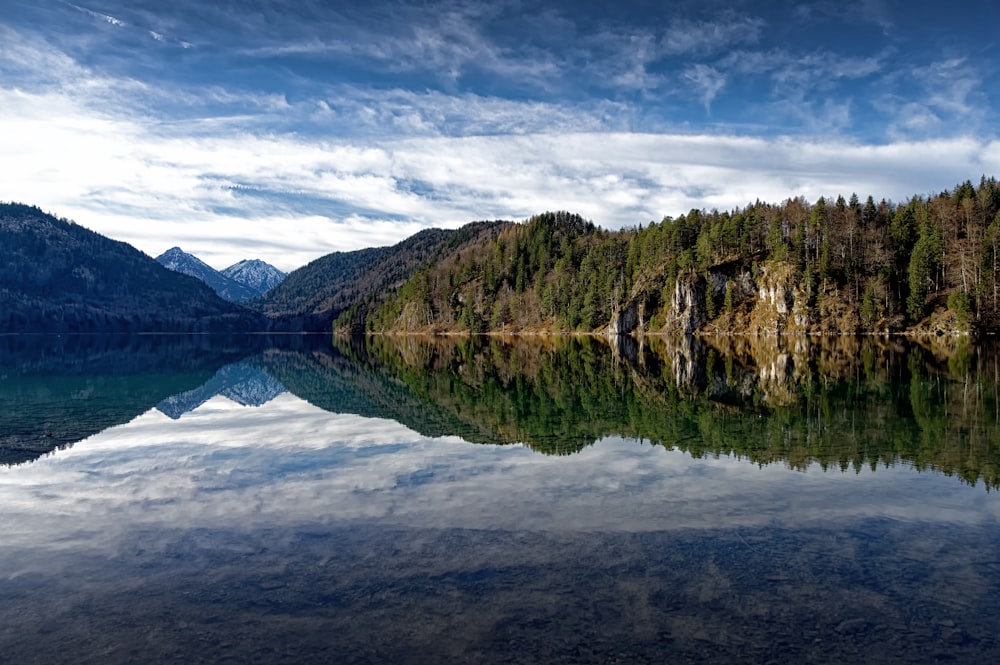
<box><xmin>2</xmin><ymin>0</ymin><xmax>999</xmax><ymax>271</ymax></box>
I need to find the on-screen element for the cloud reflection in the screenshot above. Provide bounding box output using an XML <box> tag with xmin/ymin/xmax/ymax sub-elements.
<box><xmin>2</xmin><ymin>387</ymin><xmax>998</xmax><ymax>578</ymax></box>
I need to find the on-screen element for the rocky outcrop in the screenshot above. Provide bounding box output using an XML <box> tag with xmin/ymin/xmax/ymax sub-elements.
<box><xmin>747</xmin><ymin>262</ymin><xmax>811</xmax><ymax>335</ymax></box>
<box><xmin>648</xmin><ymin>261</ymin><xmax>872</xmax><ymax>337</ymax></box>
<box><xmin>608</xmin><ymin>301</ymin><xmax>643</xmax><ymax>335</ymax></box>
<box><xmin>663</xmin><ymin>272</ymin><xmax>707</xmax><ymax>334</ymax></box>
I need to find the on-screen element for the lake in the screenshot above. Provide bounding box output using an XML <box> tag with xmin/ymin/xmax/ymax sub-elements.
<box><xmin>2</xmin><ymin>333</ymin><xmax>999</xmax><ymax>664</ymax></box>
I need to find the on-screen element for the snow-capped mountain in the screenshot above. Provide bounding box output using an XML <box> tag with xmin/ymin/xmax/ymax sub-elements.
<box><xmin>222</xmin><ymin>259</ymin><xmax>287</xmax><ymax>297</ymax></box>
<box><xmin>156</xmin><ymin>247</ymin><xmax>258</xmax><ymax>302</ymax></box>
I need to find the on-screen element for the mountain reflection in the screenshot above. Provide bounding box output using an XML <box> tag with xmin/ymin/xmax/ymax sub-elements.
<box><xmin>156</xmin><ymin>360</ymin><xmax>286</xmax><ymax>418</ymax></box>
<box><xmin>3</xmin><ymin>333</ymin><xmax>1000</xmax><ymax>488</ymax></box>
<box><xmin>0</xmin><ymin>334</ymin><xmax>319</xmax><ymax>465</ymax></box>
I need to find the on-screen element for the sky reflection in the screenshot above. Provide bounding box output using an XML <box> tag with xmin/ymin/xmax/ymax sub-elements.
<box><xmin>3</xmin><ymin>388</ymin><xmax>998</xmax><ymax>578</ymax></box>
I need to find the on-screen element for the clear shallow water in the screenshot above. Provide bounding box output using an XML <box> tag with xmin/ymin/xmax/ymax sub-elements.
<box><xmin>1</xmin><ymin>334</ymin><xmax>999</xmax><ymax>663</ymax></box>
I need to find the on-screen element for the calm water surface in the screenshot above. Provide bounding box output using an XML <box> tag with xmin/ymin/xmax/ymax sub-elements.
<box><xmin>1</xmin><ymin>334</ymin><xmax>999</xmax><ymax>664</ymax></box>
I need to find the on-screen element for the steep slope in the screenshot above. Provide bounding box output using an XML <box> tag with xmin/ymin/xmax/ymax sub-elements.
<box><xmin>222</xmin><ymin>259</ymin><xmax>286</xmax><ymax>297</ymax></box>
<box><xmin>253</xmin><ymin>246</ymin><xmax>385</xmax><ymax>329</ymax></box>
<box><xmin>257</xmin><ymin>220</ymin><xmax>512</xmax><ymax>331</ymax></box>
<box><xmin>365</xmin><ymin>211</ymin><xmax>605</xmax><ymax>333</ymax></box>
<box><xmin>156</xmin><ymin>247</ymin><xmax>258</xmax><ymax>302</ymax></box>
<box><xmin>0</xmin><ymin>203</ymin><xmax>263</xmax><ymax>333</ymax></box>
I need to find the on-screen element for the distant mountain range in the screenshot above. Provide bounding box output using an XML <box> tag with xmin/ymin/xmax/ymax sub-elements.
<box><xmin>1</xmin><ymin>200</ymin><xmax>497</xmax><ymax>333</ymax></box>
<box><xmin>0</xmin><ymin>203</ymin><xmax>264</xmax><ymax>333</ymax></box>
<box><xmin>155</xmin><ymin>248</ymin><xmax>286</xmax><ymax>302</ymax></box>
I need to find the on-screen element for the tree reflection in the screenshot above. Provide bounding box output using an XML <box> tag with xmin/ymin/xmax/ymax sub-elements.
<box><xmin>5</xmin><ymin>332</ymin><xmax>1000</xmax><ymax>489</ymax></box>
<box><xmin>322</xmin><ymin>334</ymin><xmax>1000</xmax><ymax>489</ymax></box>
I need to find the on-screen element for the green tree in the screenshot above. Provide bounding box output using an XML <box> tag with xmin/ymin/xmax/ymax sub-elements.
<box><xmin>766</xmin><ymin>218</ymin><xmax>788</xmax><ymax>261</ymax></box>
<box><xmin>860</xmin><ymin>283</ymin><xmax>878</xmax><ymax>328</ymax></box>
<box><xmin>947</xmin><ymin>290</ymin><xmax>973</xmax><ymax>330</ymax></box>
<box><xmin>907</xmin><ymin>216</ymin><xmax>944</xmax><ymax>320</ymax></box>
<box><xmin>724</xmin><ymin>279</ymin><xmax>736</xmax><ymax>313</ymax></box>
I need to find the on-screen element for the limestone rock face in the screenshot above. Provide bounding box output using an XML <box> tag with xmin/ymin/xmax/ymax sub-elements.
<box><xmin>665</xmin><ymin>273</ymin><xmax>706</xmax><ymax>334</ymax></box>
<box><xmin>759</xmin><ymin>283</ymin><xmax>793</xmax><ymax>314</ymax></box>
<box><xmin>608</xmin><ymin>300</ymin><xmax>641</xmax><ymax>336</ymax></box>
<box><xmin>748</xmin><ymin>262</ymin><xmax>811</xmax><ymax>335</ymax></box>
<box><xmin>613</xmin><ymin>260</ymin><xmax>868</xmax><ymax>337</ymax></box>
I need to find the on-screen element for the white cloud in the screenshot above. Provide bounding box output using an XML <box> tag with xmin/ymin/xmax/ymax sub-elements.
<box><xmin>877</xmin><ymin>57</ymin><xmax>987</xmax><ymax>139</ymax></box>
<box><xmin>62</xmin><ymin>1</ymin><xmax>127</xmax><ymax>28</ymax></box>
<box><xmin>231</xmin><ymin>1</ymin><xmax>561</xmax><ymax>90</ymax></box>
<box><xmin>682</xmin><ymin>64</ymin><xmax>726</xmax><ymax>111</ymax></box>
<box><xmin>662</xmin><ymin>12</ymin><xmax>766</xmax><ymax>56</ymax></box>
<box><xmin>914</xmin><ymin>58</ymin><xmax>981</xmax><ymax>116</ymax></box>
<box><xmin>720</xmin><ymin>48</ymin><xmax>883</xmax><ymax>91</ymax></box>
<box><xmin>1</xmin><ymin>20</ymin><xmax>996</xmax><ymax>272</ymax></box>
<box><xmin>3</xmin><ymin>78</ymin><xmax>997</xmax><ymax>271</ymax></box>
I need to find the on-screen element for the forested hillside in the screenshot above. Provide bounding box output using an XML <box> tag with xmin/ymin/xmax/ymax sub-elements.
<box><xmin>259</xmin><ymin>220</ymin><xmax>511</xmax><ymax>330</ymax></box>
<box><xmin>354</xmin><ymin>178</ymin><xmax>1000</xmax><ymax>335</ymax></box>
<box><xmin>0</xmin><ymin>203</ymin><xmax>262</xmax><ymax>333</ymax></box>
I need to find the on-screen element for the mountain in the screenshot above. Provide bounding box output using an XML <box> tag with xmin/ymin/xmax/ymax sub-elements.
<box><xmin>253</xmin><ymin>246</ymin><xmax>387</xmax><ymax>329</ymax></box>
<box><xmin>156</xmin><ymin>247</ymin><xmax>258</xmax><ymax>302</ymax></box>
<box><xmin>257</xmin><ymin>220</ymin><xmax>512</xmax><ymax>331</ymax></box>
<box><xmin>221</xmin><ymin>259</ymin><xmax>286</xmax><ymax>297</ymax></box>
<box><xmin>0</xmin><ymin>203</ymin><xmax>263</xmax><ymax>333</ymax></box>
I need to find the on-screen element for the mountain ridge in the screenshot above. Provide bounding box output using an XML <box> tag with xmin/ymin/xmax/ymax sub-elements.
<box><xmin>0</xmin><ymin>203</ymin><xmax>263</xmax><ymax>333</ymax></box>
<box><xmin>155</xmin><ymin>249</ymin><xmax>287</xmax><ymax>302</ymax></box>
<box><xmin>5</xmin><ymin>177</ymin><xmax>1000</xmax><ymax>336</ymax></box>
<box><xmin>257</xmin><ymin>220</ymin><xmax>512</xmax><ymax>331</ymax></box>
